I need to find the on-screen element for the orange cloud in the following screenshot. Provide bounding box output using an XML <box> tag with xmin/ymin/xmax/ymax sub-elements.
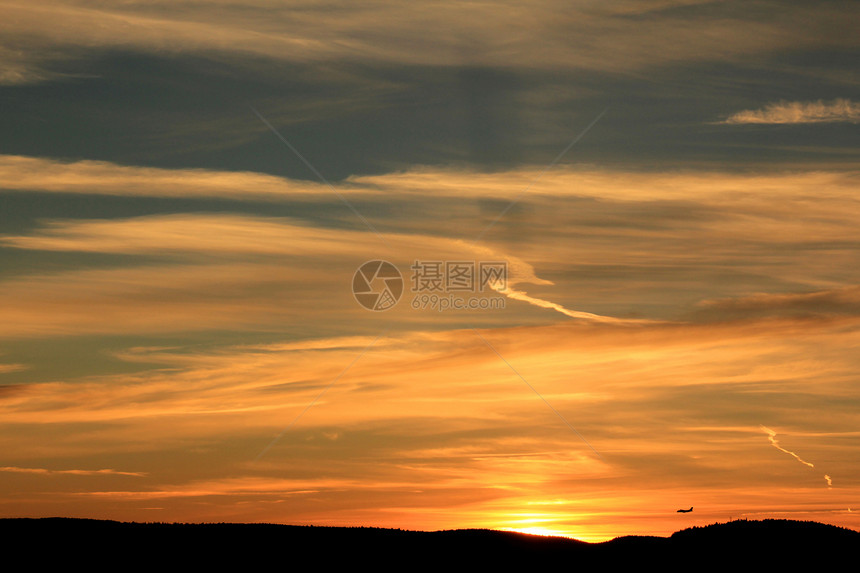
<box><xmin>0</xmin><ymin>155</ymin><xmax>332</xmax><ymax>200</ymax></box>
<box><xmin>0</xmin><ymin>466</ymin><xmax>145</xmax><ymax>477</ymax></box>
<box><xmin>1</xmin><ymin>1</ymin><xmax>839</xmax><ymax>84</ymax></box>
<box><xmin>2</xmin><ymin>317</ymin><xmax>859</xmax><ymax>537</ymax></box>
<box><xmin>0</xmin><ymin>363</ymin><xmax>27</xmax><ymax>373</ymax></box>
<box><xmin>3</xmin><ymin>157</ymin><xmax>860</xmax><ymax>538</ymax></box>
<box><xmin>723</xmin><ymin>99</ymin><xmax>860</xmax><ymax>124</ymax></box>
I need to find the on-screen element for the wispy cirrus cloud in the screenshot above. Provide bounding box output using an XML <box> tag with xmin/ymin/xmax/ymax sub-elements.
<box><xmin>0</xmin><ymin>466</ymin><xmax>145</xmax><ymax>477</ymax></box>
<box><xmin>0</xmin><ymin>214</ymin><xmax>631</xmax><ymax>336</ymax></box>
<box><xmin>0</xmin><ymin>1</ymin><xmax>853</xmax><ymax>84</ymax></box>
<box><xmin>697</xmin><ymin>286</ymin><xmax>860</xmax><ymax>320</ymax></box>
<box><xmin>0</xmin><ymin>155</ymin><xmax>332</xmax><ymax>200</ymax></box>
<box><xmin>0</xmin><ymin>363</ymin><xmax>28</xmax><ymax>374</ymax></box>
<box><xmin>722</xmin><ymin>99</ymin><xmax>860</xmax><ymax>125</ymax></box>
<box><xmin>3</xmin><ymin>154</ymin><xmax>859</xmax><ymax>206</ymax></box>
<box><xmin>4</xmin><ymin>160</ymin><xmax>860</xmax><ymax>333</ymax></box>
<box><xmin>2</xmin><ymin>319</ymin><xmax>859</xmax><ymax>537</ymax></box>
<box><xmin>2</xmin><ymin>0</ymin><xmax>859</xmax><ymax>544</ymax></box>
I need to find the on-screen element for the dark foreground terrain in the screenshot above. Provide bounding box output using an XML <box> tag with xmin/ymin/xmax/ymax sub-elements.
<box><xmin>2</xmin><ymin>517</ymin><xmax>856</xmax><ymax>569</ymax></box>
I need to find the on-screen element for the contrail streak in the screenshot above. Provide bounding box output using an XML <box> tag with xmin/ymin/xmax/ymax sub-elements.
<box><xmin>464</xmin><ymin>242</ymin><xmax>656</xmax><ymax>325</ymax></box>
<box><xmin>490</xmin><ymin>283</ymin><xmax>653</xmax><ymax>325</ymax></box>
<box><xmin>760</xmin><ymin>426</ymin><xmax>834</xmax><ymax>488</ymax></box>
<box><xmin>760</xmin><ymin>425</ymin><xmax>815</xmax><ymax>468</ymax></box>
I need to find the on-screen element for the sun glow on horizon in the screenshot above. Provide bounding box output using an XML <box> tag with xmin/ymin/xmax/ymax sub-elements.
<box><xmin>499</xmin><ymin>525</ymin><xmax>611</xmax><ymax>543</ymax></box>
<box><xmin>491</xmin><ymin>512</ymin><xmax>606</xmax><ymax>542</ymax></box>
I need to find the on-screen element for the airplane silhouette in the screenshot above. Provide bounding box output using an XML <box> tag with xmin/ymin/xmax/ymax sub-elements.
<box><xmin>677</xmin><ymin>507</ymin><xmax>693</xmax><ymax>513</ymax></box>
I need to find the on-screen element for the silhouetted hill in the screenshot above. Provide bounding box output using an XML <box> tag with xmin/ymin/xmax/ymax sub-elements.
<box><xmin>2</xmin><ymin>517</ymin><xmax>855</xmax><ymax>569</ymax></box>
<box><xmin>599</xmin><ymin>519</ymin><xmax>858</xmax><ymax>567</ymax></box>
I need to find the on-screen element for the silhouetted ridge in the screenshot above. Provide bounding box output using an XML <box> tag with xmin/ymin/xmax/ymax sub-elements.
<box><xmin>2</xmin><ymin>518</ymin><xmax>855</xmax><ymax>569</ymax></box>
<box><xmin>672</xmin><ymin>518</ymin><xmax>857</xmax><ymax>539</ymax></box>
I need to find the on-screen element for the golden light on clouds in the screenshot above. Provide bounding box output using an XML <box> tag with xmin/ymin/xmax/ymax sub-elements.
<box><xmin>2</xmin><ymin>314</ymin><xmax>860</xmax><ymax>538</ymax></box>
<box><xmin>1</xmin><ymin>0</ymin><xmax>859</xmax><ymax>543</ymax></box>
<box><xmin>3</xmin><ymin>0</ymin><xmax>848</xmax><ymax>84</ymax></box>
<box><xmin>723</xmin><ymin>99</ymin><xmax>860</xmax><ymax>125</ymax></box>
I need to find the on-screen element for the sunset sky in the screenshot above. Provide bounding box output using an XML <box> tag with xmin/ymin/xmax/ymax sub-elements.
<box><xmin>1</xmin><ymin>0</ymin><xmax>859</xmax><ymax>541</ymax></box>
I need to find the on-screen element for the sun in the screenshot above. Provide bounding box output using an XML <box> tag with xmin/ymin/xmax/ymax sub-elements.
<box><xmin>495</xmin><ymin>514</ymin><xmax>575</xmax><ymax>539</ymax></box>
<box><xmin>505</xmin><ymin>526</ymin><xmax>568</xmax><ymax>538</ymax></box>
